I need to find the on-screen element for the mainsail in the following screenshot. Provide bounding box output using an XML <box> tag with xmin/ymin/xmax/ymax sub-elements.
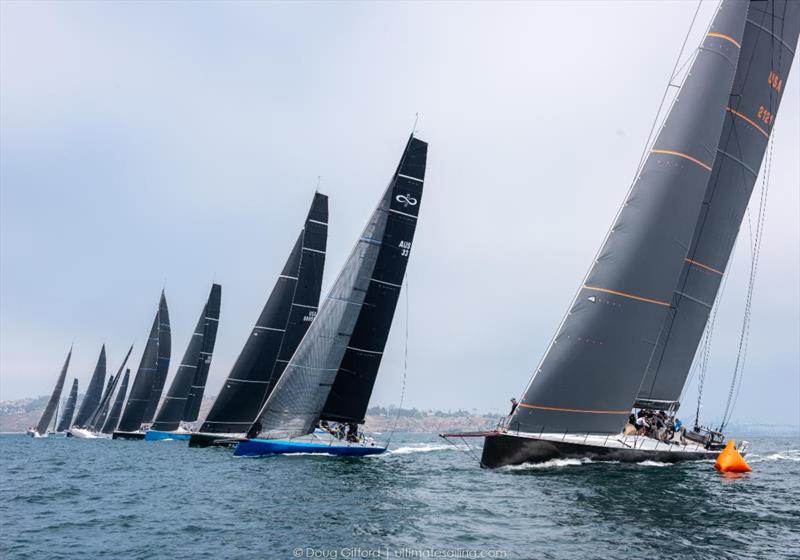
<box><xmin>251</xmin><ymin>134</ymin><xmax>427</xmax><ymax>438</ymax></box>
<box><xmin>636</xmin><ymin>0</ymin><xmax>800</xmax><ymax>408</ymax></box>
<box><xmin>73</xmin><ymin>345</ymin><xmax>107</xmax><ymax>427</ymax></box>
<box><xmin>117</xmin><ymin>291</ymin><xmax>169</xmax><ymax>433</ymax></box>
<box><xmin>197</xmin><ymin>193</ymin><xmax>328</xmax><ymax>436</ymax></box>
<box><xmin>88</xmin><ymin>344</ymin><xmax>133</xmax><ymax>431</ymax></box>
<box><xmin>142</xmin><ymin>293</ymin><xmax>171</xmax><ymax>423</ymax></box>
<box><xmin>510</xmin><ymin>2</ymin><xmax>749</xmax><ymax>435</ymax></box>
<box><xmin>102</xmin><ymin>369</ymin><xmax>131</xmax><ymax>434</ymax></box>
<box><xmin>56</xmin><ymin>378</ymin><xmax>79</xmax><ymax>432</ymax></box>
<box><xmin>35</xmin><ymin>348</ymin><xmax>72</xmax><ymax>435</ymax></box>
<box><xmin>152</xmin><ymin>283</ymin><xmax>221</xmax><ymax>431</ymax></box>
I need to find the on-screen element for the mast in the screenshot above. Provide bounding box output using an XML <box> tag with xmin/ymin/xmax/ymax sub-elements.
<box><xmin>35</xmin><ymin>348</ymin><xmax>72</xmax><ymax>435</ymax></box>
<box><xmin>510</xmin><ymin>1</ymin><xmax>749</xmax><ymax>435</ymax></box>
<box><xmin>151</xmin><ymin>283</ymin><xmax>221</xmax><ymax>431</ymax></box>
<box><xmin>73</xmin><ymin>345</ymin><xmax>107</xmax><ymax>427</ymax></box>
<box><xmin>56</xmin><ymin>379</ymin><xmax>79</xmax><ymax>432</ymax></box>
<box><xmin>250</xmin><ymin>134</ymin><xmax>427</xmax><ymax>438</ymax></box>
<box><xmin>88</xmin><ymin>344</ymin><xmax>133</xmax><ymax>431</ymax></box>
<box><xmin>102</xmin><ymin>369</ymin><xmax>131</xmax><ymax>434</ymax></box>
<box><xmin>636</xmin><ymin>0</ymin><xmax>800</xmax><ymax>409</ymax></box>
<box><xmin>142</xmin><ymin>292</ymin><xmax>171</xmax><ymax>424</ymax></box>
<box><xmin>197</xmin><ymin>193</ymin><xmax>328</xmax><ymax>435</ymax></box>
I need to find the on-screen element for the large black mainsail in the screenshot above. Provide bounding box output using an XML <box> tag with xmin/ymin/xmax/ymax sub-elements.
<box><xmin>636</xmin><ymin>0</ymin><xmax>800</xmax><ymax>408</ymax></box>
<box><xmin>88</xmin><ymin>344</ymin><xmax>133</xmax><ymax>432</ymax></box>
<box><xmin>102</xmin><ymin>369</ymin><xmax>131</xmax><ymax>434</ymax></box>
<box><xmin>34</xmin><ymin>348</ymin><xmax>72</xmax><ymax>436</ymax></box>
<box><xmin>509</xmin><ymin>2</ymin><xmax>749</xmax><ymax>435</ymax></box>
<box><xmin>56</xmin><ymin>378</ymin><xmax>79</xmax><ymax>432</ymax></box>
<box><xmin>151</xmin><ymin>283</ymin><xmax>221</xmax><ymax>432</ymax></box>
<box><xmin>196</xmin><ymin>193</ymin><xmax>328</xmax><ymax>437</ymax></box>
<box><xmin>73</xmin><ymin>345</ymin><xmax>107</xmax><ymax>427</ymax></box>
<box><xmin>142</xmin><ymin>294</ymin><xmax>171</xmax><ymax>424</ymax></box>
<box><xmin>116</xmin><ymin>291</ymin><xmax>170</xmax><ymax>434</ymax></box>
<box><xmin>250</xmin><ymin>134</ymin><xmax>427</xmax><ymax>438</ymax></box>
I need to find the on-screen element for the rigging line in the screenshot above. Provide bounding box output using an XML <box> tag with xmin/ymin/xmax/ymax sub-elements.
<box><xmin>385</xmin><ymin>272</ymin><xmax>409</xmax><ymax>449</ymax></box>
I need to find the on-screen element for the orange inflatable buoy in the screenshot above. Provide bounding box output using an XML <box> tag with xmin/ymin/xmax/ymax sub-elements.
<box><xmin>714</xmin><ymin>439</ymin><xmax>752</xmax><ymax>473</ymax></box>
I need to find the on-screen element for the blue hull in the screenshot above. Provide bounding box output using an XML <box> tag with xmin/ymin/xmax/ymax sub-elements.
<box><xmin>234</xmin><ymin>438</ymin><xmax>386</xmax><ymax>458</ymax></box>
<box><xmin>144</xmin><ymin>430</ymin><xmax>191</xmax><ymax>442</ymax></box>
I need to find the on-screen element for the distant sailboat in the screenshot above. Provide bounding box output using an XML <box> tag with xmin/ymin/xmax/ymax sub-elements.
<box><xmin>113</xmin><ymin>291</ymin><xmax>171</xmax><ymax>440</ymax></box>
<box><xmin>234</xmin><ymin>133</ymin><xmax>428</xmax><ymax>458</ymax></box>
<box><xmin>72</xmin><ymin>345</ymin><xmax>106</xmax><ymax>428</ymax></box>
<box><xmin>189</xmin><ymin>193</ymin><xmax>328</xmax><ymax>448</ymax></box>
<box><xmin>443</xmin><ymin>0</ymin><xmax>799</xmax><ymax>468</ymax></box>
<box><xmin>28</xmin><ymin>348</ymin><xmax>72</xmax><ymax>438</ymax></box>
<box><xmin>146</xmin><ymin>283</ymin><xmax>221</xmax><ymax>441</ymax></box>
<box><xmin>102</xmin><ymin>369</ymin><xmax>131</xmax><ymax>435</ymax></box>
<box><xmin>70</xmin><ymin>345</ymin><xmax>133</xmax><ymax>438</ymax></box>
<box><xmin>55</xmin><ymin>379</ymin><xmax>79</xmax><ymax>433</ymax></box>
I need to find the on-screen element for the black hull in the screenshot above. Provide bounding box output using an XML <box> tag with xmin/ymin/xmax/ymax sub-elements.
<box><xmin>188</xmin><ymin>433</ymin><xmax>242</xmax><ymax>448</ymax></box>
<box><xmin>481</xmin><ymin>434</ymin><xmax>718</xmax><ymax>469</ymax></box>
<box><xmin>112</xmin><ymin>431</ymin><xmax>145</xmax><ymax>441</ymax></box>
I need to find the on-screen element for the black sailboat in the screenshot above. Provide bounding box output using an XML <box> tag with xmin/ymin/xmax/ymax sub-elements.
<box><xmin>55</xmin><ymin>379</ymin><xmax>79</xmax><ymax>433</ymax></box>
<box><xmin>189</xmin><ymin>193</ymin><xmax>328</xmax><ymax>447</ymax></box>
<box><xmin>72</xmin><ymin>345</ymin><xmax>106</xmax><ymax>428</ymax></box>
<box><xmin>235</xmin><ymin>133</ymin><xmax>428</xmax><ymax>457</ymax></box>
<box><xmin>114</xmin><ymin>291</ymin><xmax>171</xmax><ymax>440</ymax></box>
<box><xmin>102</xmin><ymin>369</ymin><xmax>131</xmax><ymax>435</ymax></box>
<box><xmin>444</xmin><ymin>0</ymin><xmax>799</xmax><ymax>468</ymax></box>
<box><xmin>29</xmin><ymin>348</ymin><xmax>72</xmax><ymax>438</ymax></box>
<box><xmin>147</xmin><ymin>283</ymin><xmax>221</xmax><ymax>440</ymax></box>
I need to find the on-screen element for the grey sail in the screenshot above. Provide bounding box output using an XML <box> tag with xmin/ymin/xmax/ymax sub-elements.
<box><xmin>117</xmin><ymin>292</ymin><xmax>167</xmax><ymax>433</ymax></box>
<box><xmin>636</xmin><ymin>0</ymin><xmax>800</xmax><ymax>408</ymax></box>
<box><xmin>73</xmin><ymin>345</ymin><xmax>107</xmax><ymax>427</ymax></box>
<box><xmin>511</xmin><ymin>2</ymin><xmax>748</xmax><ymax>435</ymax></box>
<box><xmin>56</xmin><ymin>378</ymin><xmax>79</xmax><ymax>432</ymax></box>
<box><xmin>142</xmin><ymin>293</ymin><xmax>171</xmax><ymax>424</ymax></box>
<box><xmin>35</xmin><ymin>348</ymin><xmax>72</xmax><ymax>435</ymax></box>
<box><xmin>197</xmin><ymin>193</ymin><xmax>328</xmax><ymax>436</ymax></box>
<box><xmin>251</xmin><ymin>134</ymin><xmax>427</xmax><ymax>439</ymax></box>
<box><xmin>183</xmin><ymin>284</ymin><xmax>223</xmax><ymax>423</ymax></box>
<box><xmin>102</xmin><ymin>369</ymin><xmax>131</xmax><ymax>434</ymax></box>
<box><xmin>152</xmin><ymin>283</ymin><xmax>221</xmax><ymax>431</ymax></box>
<box><xmin>88</xmin><ymin>344</ymin><xmax>133</xmax><ymax>431</ymax></box>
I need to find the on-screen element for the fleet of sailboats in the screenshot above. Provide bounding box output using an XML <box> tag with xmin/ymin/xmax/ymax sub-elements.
<box><xmin>23</xmin><ymin>0</ymin><xmax>798</xmax><ymax>471</ymax></box>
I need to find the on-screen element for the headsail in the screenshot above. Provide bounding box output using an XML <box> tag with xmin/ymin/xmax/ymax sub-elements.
<box><xmin>251</xmin><ymin>134</ymin><xmax>427</xmax><ymax>438</ymax></box>
<box><xmin>636</xmin><ymin>0</ymin><xmax>800</xmax><ymax>408</ymax></box>
<box><xmin>142</xmin><ymin>292</ymin><xmax>171</xmax><ymax>423</ymax></box>
<box><xmin>56</xmin><ymin>379</ymin><xmax>79</xmax><ymax>432</ymax></box>
<box><xmin>152</xmin><ymin>283</ymin><xmax>221</xmax><ymax>431</ymax></box>
<box><xmin>102</xmin><ymin>369</ymin><xmax>131</xmax><ymax>434</ymax></box>
<box><xmin>183</xmin><ymin>285</ymin><xmax>223</xmax><ymax>423</ymax></box>
<box><xmin>35</xmin><ymin>348</ymin><xmax>72</xmax><ymax>435</ymax></box>
<box><xmin>73</xmin><ymin>345</ymin><xmax>107</xmax><ymax>427</ymax></box>
<box><xmin>88</xmin><ymin>344</ymin><xmax>133</xmax><ymax>431</ymax></box>
<box><xmin>198</xmin><ymin>193</ymin><xmax>328</xmax><ymax>435</ymax></box>
<box><xmin>117</xmin><ymin>292</ymin><xmax>168</xmax><ymax>433</ymax></box>
<box><xmin>511</xmin><ymin>2</ymin><xmax>749</xmax><ymax>435</ymax></box>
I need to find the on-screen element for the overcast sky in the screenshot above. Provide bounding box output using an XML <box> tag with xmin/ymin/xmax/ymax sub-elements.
<box><xmin>1</xmin><ymin>1</ymin><xmax>798</xmax><ymax>426</ymax></box>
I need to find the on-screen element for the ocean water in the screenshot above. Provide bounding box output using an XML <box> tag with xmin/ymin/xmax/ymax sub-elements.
<box><xmin>1</xmin><ymin>432</ymin><xmax>798</xmax><ymax>559</ymax></box>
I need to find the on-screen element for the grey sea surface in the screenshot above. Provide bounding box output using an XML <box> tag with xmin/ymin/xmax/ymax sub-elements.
<box><xmin>1</xmin><ymin>432</ymin><xmax>798</xmax><ymax>559</ymax></box>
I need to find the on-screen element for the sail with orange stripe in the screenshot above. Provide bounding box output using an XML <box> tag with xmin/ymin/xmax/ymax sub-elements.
<box><xmin>637</xmin><ymin>0</ymin><xmax>800</xmax><ymax>408</ymax></box>
<box><xmin>510</xmin><ymin>1</ymin><xmax>749</xmax><ymax>435</ymax></box>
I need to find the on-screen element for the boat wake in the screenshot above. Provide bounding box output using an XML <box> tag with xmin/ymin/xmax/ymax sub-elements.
<box><xmin>500</xmin><ymin>458</ymin><xmax>596</xmax><ymax>471</ymax></box>
<box><xmin>385</xmin><ymin>444</ymin><xmax>457</xmax><ymax>456</ymax></box>
<box><xmin>637</xmin><ymin>460</ymin><xmax>671</xmax><ymax>467</ymax></box>
<box><xmin>747</xmin><ymin>449</ymin><xmax>800</xmax><ymax>463</ymax></box>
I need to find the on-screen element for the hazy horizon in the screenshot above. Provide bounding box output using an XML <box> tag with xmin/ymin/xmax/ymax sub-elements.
<box><xmin>2</xmin><ymin>1</ymin><xmax>798</xmax><ymax>427</ymax></box>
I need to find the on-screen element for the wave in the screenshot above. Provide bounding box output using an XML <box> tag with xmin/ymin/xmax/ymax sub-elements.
<box><xmin>637</xmin><ymin>460</ymin><xmax>671</xmax><ymax>467</ymax></box>
<box><xmin>385</xmin><ymin>444</ymin><xmax>457</xmax><ymax>455</ymax></box>
<box><xmin>501</xmin><ymin>458</ymin><xmax>594</xmax><ymax>471</ymax></box>
<box><xmin>747</xmin><ymin>449</ymin><xmax>800</xmax><ymax>463</ymax></box>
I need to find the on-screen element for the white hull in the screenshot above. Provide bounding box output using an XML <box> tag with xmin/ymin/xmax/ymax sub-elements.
<box><xmin>68</xmin><ymin>427</ymin><xmax>99</xmax><ymax>439</ymax></box>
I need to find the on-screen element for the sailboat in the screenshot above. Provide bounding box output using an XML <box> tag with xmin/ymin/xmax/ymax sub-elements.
<box><xmin>101</xmin><ymin>368</ymin><xmax>131</xmax><ymax>435</ymax></box>
<box><xmin>234</xmin><ymin>133</ymin><xmax>428</xmax><ymax>458</ymax></box>
<box><xmin>146</xmin><ymin>283</ymin><xmax>221</xmax><ymax>441</ymax></box>
<box><xmin>71</xmin><ymin>345</ymin><xmax>107</xmax><ymax>429</ymax></box>
<box><xmin>55</xmin><ymin>379</ymin><xmax>79</xmax><ymax>433</ymax></box>
<box><xmin>69</xmin><ymin>345</ymin><xmax>133</xmax><ymax>438</ymax></box>
<box><xmin>443</xmin><ymin>0</ymin><xmax>798</xmax><ymax>468</ymax></box>
<box><xmin>28</xmin><ymin>348</ymin><xmax>72</xmax><ymax>438</ymax></box>
<box><xmin>113</xmin><ymin>291</ymin><xmax>171</xmax><ymax>440</ymax></box>
<box><xmin>189</xmin><ymin>193</ymin><xmax>328</xmax><ymax>448</ymax></box>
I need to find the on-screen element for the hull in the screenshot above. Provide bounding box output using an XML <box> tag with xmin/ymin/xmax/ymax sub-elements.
<box><xmin>68</xmin><ymin>427</ymin><xmax>99</xmax><ymax>439</ymax></box>
<box><xmin>145</xmin><ymin>429</ymin><xmax>191</xmax><ymax>442</ymax></box>
<box><xmin>112</xmin><ymin>430</ymin><xmax>146</xmax><ymax>441</ymax></box>
<box><xmin>188</xmin><ymin>432</ymin><xmax>246</xmax><ymax>448</ymax></box>
<box><xmin>234</xmin><ymin>437</ymin><xmax>386</xmax><ymax>458</ymax></box>
<box><xmin>481</xmin><ymin>432</ymin><xmax>720</xmax><ymax>469</ymax></box>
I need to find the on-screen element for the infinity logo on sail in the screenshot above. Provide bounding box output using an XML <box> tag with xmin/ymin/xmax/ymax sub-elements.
<box><xmin>395</xmin><ymin>194</ymin><xmax>418</xmax><ymax>208</ymax></box>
